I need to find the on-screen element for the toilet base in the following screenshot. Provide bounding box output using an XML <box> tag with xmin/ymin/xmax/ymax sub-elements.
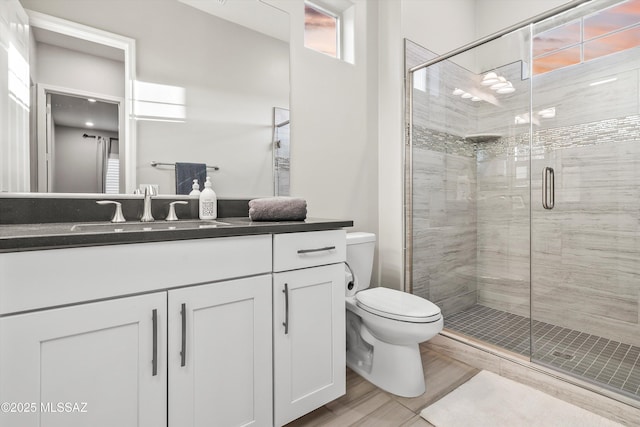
<box><xmin>347</xmin><ymin>325</ymin><xmax>426</xmax><ymax>397</ymax></box>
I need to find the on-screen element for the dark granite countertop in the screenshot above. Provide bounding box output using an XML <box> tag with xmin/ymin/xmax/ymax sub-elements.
<box><xmin>0</xmin><ymin>217</ymin><xmax>354</xmax><ymax>253</ymax></box>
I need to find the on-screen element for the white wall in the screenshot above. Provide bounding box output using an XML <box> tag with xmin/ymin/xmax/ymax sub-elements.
<box><xmin>52</xmin><ymin>125</ymin><xmax>118</xmax><ymax>193</ymax></box>
<box><xmin>267</xmin><ymin>0</ymin><xmax>380</xmax><ymax>284</ymax></box>
<box><xmin>401</xmin><ymin>0</ymin><xmax>477</xmax><ymax>56</ymax></box>
<box><xmin>475</xmin><ymin>0</ymin><xmax>572</xmax><ymax>38</ymax></box>
<box><xmin>21</xmin><ymin>0</ymin><xmax>289</xmax><ymax>197</ymax></box>
<box><xmin>35</xmin><ymin>43</ymin><xmax>124</xmax><ymax>97</ymax></box>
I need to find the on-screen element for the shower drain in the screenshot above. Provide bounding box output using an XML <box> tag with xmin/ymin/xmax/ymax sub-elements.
<box><xmin>552</xmin><ymin>351</ymin><xmax>574</xmax><ymax>360</ymax></box>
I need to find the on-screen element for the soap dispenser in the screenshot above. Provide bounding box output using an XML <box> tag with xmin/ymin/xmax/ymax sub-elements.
<box><xmin>199</xmin><ymin>176</ymin><xmax>217</xmax><ymax>219</ymax></box>
<box><xmin>189</xmin><ymin>179</ymin><xmax>201</xmax><ymax>197</ymax></box>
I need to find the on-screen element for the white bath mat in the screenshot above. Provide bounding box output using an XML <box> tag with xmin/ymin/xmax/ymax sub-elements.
<box><xmin>420</xmin><ymin>370</ymin><xmax>623</xmax><ymax>427</ymax></box>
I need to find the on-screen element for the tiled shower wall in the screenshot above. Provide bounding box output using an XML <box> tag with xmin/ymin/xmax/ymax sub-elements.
<box><xmin>411</xmin><ymin>128</ymin><xmax>478</xmax><ymax>316</ymax></box>
<box><xmin>408</xmin><ymin>40</ymin><xmax>479</xmax><ymax>316</ymax></box>
<box><xmin>408</xmin><ymin>39</ymin><xmax>640</xmax><ymax>347</ymax></box>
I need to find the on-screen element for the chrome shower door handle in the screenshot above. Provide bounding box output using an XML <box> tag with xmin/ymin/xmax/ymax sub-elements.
<box><xmin>542</xmin><ymin>167</ymin><xmax>555</xmax><ymax>210</ymax></box>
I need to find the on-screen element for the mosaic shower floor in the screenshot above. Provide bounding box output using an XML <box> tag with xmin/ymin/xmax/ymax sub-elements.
<box><xmin>445</xmin><ymin>304</ymin><xmax>640</xmax><ymax>400</ymax></box>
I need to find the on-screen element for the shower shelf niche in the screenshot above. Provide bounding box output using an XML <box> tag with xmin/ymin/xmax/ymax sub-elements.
<box><xmin>464</xmin><ymin>133</ymin><xmax>502</xmax><ymax>143</ymax></box>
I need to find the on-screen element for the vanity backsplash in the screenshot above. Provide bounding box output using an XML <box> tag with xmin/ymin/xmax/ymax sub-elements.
<box><xmin>0</xmin><ymin>196</ymin><xmax>251</xmax><ymax>225</ymax></box>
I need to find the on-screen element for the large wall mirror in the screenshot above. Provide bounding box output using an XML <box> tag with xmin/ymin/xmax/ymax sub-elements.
<box><xmin>2</xmin><ymin>0</ymin><xmax>290</xmax><ymax>198</ymax></box>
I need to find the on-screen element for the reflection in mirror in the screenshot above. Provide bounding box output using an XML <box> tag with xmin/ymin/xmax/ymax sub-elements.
<box><xmin>46</xmin><ymin>93</ymin><xmax>120</xmax><ymax>193</ymax></box>
<box><xmin>8</xmin><ymin>0</ymin><xmax>290</xmax><ymax>198</ymax></box>
<box><xmin>273</xmin><ymin>107</ymin><xmax>290</xmax><ymax>196</ymax></box>
<box><xmin>25</xmin><ymin>6</ymin><xmax>133</xmax><ymax>194</ymax></box>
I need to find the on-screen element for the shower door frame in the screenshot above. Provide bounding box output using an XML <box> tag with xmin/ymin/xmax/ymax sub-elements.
<box><xmin>403</xmin><ymin>0</ymin><xmax>640</xmax><ymax>409</ymax></box>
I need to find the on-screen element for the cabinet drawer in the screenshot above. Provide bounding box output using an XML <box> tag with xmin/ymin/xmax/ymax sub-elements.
<box><xmin>273</xmin><ymin>230</ymin><xmax>346</xmax><ymax>272</ymax></box>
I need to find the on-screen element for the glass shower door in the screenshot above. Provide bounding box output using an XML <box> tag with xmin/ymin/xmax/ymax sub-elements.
<box><xmin>407</xmin><ymin>24</ymin><xmax>534</xmax><ymax>356</ymax></box>
<box><xmin>530</xmin><ymin>1</ymin><xmax>640</xmax><ymax>400</ymax></box>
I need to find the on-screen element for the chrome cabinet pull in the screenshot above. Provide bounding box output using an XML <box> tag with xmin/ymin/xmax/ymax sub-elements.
<box><xmin>180</xmin><ymin>303</ymin><xmax>187</xmax><ymax>367</ymax></box>
<box><xmin>282</xmin><ymin>283</ymin><xmax>289</xmax><ymax>335</ymax></box>
<box><xmin>542</xmin><ymin>167</ymin><xmax>555</xmax><ymax>210</ymax></box>
<box><xmin>152</xmin><ymin>309</ymin><xmax>158</xmax><ymax>376</ymax></box>
<box><xmin>297</xmin><ymin>246</ymin><xmax>336</xmax><ymax>254</ymax></box>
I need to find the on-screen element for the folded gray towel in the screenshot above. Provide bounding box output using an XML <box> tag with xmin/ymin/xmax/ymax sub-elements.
<box><xmin>249</xmin><ymin>197</ymin><xmax>307</xmax><ymax>221</ymax></box>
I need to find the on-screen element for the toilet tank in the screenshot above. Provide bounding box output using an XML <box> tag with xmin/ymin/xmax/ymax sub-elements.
<box><xmin>346</xmin><ymin>232</ymin><xmax>376</xmax><ymax>292</ymax></box>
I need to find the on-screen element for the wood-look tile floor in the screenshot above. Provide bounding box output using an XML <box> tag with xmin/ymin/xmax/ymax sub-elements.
<box><xmin>286</xmin><ymin>344</ymin><xmax>480</xmax><ymax>427</ymax></box>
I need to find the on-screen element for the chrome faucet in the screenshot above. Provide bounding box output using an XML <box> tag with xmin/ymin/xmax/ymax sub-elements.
<box><xmin>141</xmin><ymin>185</ymin><xmax>156</xmax><ymax>222</ymax></box>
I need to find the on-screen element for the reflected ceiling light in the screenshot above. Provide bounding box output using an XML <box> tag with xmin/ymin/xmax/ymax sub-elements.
<box><xmin>87</xmin><ymin>98</ymin><xmax>97</xmax><ymax>103</ymax></box>
<box><xmin>481</xmin><ymin>72</ymin><xmax>499</xmax><ymax>86</ymax></box>
<box><xmin>452</xmin><ymin>88</ymin><xmax>465</xmax><ymax>96</ymax></box>
<box><xmin>515</xmin><ymin>113</ymin><xmax>530</xmax><ymax>125</ymax></box>
<box><xmin>85</xmin><ymin>121</ymin><xmax>94</xmax><ymax>127</ymax></box>
<box><xmin>496</xmin><ymin>82</ymin><xmax>516</xmax><ymax>94</ymax></box>
<box><xmin>589</xmin><ymin>77</ymin><xmax>617</xmax><ymax>86</ymax></box>
<box><xmin>490</xmin><ymin>76</ymin><xmax>509</xmax><ymax>90</ymax></box>
<box><xmin>461</xmin><ymin>92</ymin><xmax>473</xmax><ymax>99</ymax></box>
<box><xmin>538</xmin><ymin>107</ymin><xmax>556</xmax><ymax>118</ymax></box>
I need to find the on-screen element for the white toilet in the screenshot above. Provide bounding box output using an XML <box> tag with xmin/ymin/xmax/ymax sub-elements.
<box><xmin>345</xmin><ymin>232</ymin><xmax>443</xmax><ymax>397</ymax></box>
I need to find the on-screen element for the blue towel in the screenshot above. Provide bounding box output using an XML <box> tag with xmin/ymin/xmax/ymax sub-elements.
<box><xmin>175</xmin><ymin>162</ymin><xmax>207</xmax><ymax>195</ymax></box>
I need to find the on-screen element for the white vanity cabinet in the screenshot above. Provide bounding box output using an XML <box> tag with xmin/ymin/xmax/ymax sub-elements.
<box><xmin>272</xmin><ymin>230</ymin><xmax>346</xmax><ymax>426</ymax></box>
<box><xmin>0</xmin><ymin>292</ymin><xmax>168</xmax><ymax>427</ymax></box>
<box><xmin>0</xmin><ymin>234</ymin><xmax>273</xmax><ymax>427</ymax></box>
<box><xmin>0</xmin><ymin>228</ymin><xmax>347</xmax><ymax>427</ymax></box>
<box><xmin>168</xmin><ymin>275</ymin><xmax>272</xmax><ymax>427</ymax></box>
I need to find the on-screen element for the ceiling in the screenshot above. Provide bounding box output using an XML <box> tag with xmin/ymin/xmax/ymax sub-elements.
<box><xmin>50</xmin><ymin>93</ymin><xmax>119</xmax><ymax>133</ymax></box>
<box><xmin>178</xmin><ymin>0</ymin><xmax>289</xmax><ymax>42</ymax></box>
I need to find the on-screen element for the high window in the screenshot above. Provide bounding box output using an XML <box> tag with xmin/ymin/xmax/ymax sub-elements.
<box><xmin>534</xmin><ymin>0</ymin><xmax>640</xmax><ymax>75</ymax></box>
<box><xmin>304</xmin><ymin>2</ymin><xmax>339</xmax><ymax>58</ymax></box>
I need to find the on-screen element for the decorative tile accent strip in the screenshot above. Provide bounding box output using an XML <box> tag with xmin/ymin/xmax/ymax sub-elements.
<box><xmin>474</xmin><ymin>115</ymin><xmax>640</xmax><ymax>158</ymax></box>
<box><xmin>412</xmin><ymin>124</ymin><xmax>477</xmax><ymax>158</ymax></box>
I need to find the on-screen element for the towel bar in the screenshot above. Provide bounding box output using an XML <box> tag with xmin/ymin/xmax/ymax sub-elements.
<box><xmin>150</xmin><ymin>161</ymin><xmax>219</xmax><ymax>171</ymax></box>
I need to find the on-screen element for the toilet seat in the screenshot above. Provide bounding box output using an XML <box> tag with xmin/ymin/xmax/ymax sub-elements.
<box><xmin>356</xmin><ymin>287</ymin><xmax>441</xmax><ymax>323</ymax></box>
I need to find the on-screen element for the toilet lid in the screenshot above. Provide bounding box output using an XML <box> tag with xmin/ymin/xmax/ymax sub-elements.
<box><xmin>356</xmin><ymin>287</ymin><xmax>441</xmax><ymax>323</ymax></box>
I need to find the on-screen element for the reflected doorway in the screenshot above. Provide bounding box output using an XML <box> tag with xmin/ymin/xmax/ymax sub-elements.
<box><xmin>42</xmin><ymin>89</ymin><xmax>121</xmax><ymax>193</ymax></box>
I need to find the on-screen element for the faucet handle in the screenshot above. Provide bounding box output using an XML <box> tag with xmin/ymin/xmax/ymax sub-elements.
<box><xmin>144</xmin><ymin>185</ymin><xmax>158</xmax><ymax>196</ymax></box>
<box><xmin>166</xmin><ymin>201</ymin><xmax>189</xmax><ymax>221</ymax></box>
<box><xmin>96</xmin><ymin>200</ymin><xmax>126</xmax><ymax>223</ymax></box>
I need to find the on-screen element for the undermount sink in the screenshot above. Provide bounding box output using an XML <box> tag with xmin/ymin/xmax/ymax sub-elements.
<box><xmin>70</xmin><ymin>219</ymin><xmax>230</xmax><ymax>233</ymax></box>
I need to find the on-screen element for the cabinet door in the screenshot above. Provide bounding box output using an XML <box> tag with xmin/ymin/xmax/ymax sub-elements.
<box><xmin>273</xmin><ymin>264</ymin><xmax>346</xmax><ymax>426</ymax></box>
<box><xmin>0</xmin><ymin>293</ymin><xmax>167</xmax><ymax>427</ymax></box>
<box><xmin>168</xmin><ymin>275</ymin><xmax>272</xmax><ymax>427</ymax></box>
